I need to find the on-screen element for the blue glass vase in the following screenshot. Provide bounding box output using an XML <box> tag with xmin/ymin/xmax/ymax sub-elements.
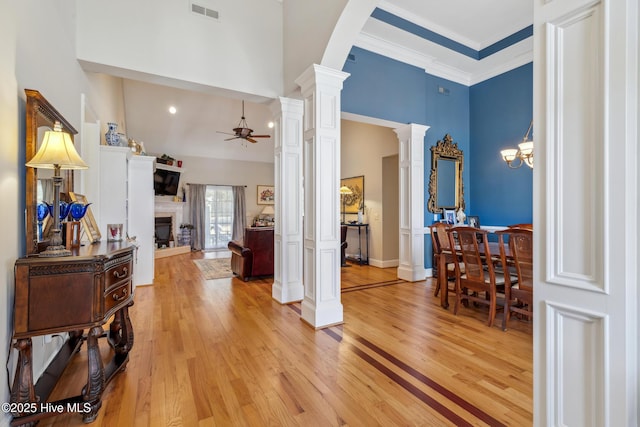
<box><xmin>69</xmin><ymin>202</ymin><xmax>92</xmax><ymax>221</ymax></box>
<box><xmin>37</xmin><ymin>203</ymin><xmax>49</xmax><ymax>240</ymax></box>
<box><xmin>46</xmin><ymin>201</ymin><xmax>75</xmax><ymax>222</ymax></box>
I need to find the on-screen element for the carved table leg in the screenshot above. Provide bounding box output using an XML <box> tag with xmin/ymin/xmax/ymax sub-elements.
<box><xmin>82</xmin><ymin>326</ymin><xmax>105</xmax><ymax>423</ymax></box>
<box><xmin>111</xmin><ymin>302</ymin><xmax>134</xmax><ymax>361</ymax></box>
<box><xmin>10</xmin><ymin>338</ymin><xmax>38</xmax><ymax>426</ymax></box>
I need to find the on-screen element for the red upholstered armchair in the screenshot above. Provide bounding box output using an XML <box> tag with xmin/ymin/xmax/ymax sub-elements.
<box><xmin>227</xmin><ymin>227</ymin><xmax>274</xmax><ymax>281</ymax></box>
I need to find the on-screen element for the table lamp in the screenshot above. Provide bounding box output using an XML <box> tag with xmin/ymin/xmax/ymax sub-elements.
<box><xmin>340</xmin><ymin>186</ymin><xmax>352</xmax><ymax>224</ymax></box>
<box><xmin>26</xmin><ymin>121</ymin><xmax>88</xmax><ymax>257</ymax></box>
<box><xmin>261</xmin><ymin>205</ymin><xmax>275</xmax><ymax>221</ymax></box>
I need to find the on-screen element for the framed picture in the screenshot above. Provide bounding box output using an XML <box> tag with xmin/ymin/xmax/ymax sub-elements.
<box><xmin>468</xmin><ymin>215</ymin><xmax>481</xmax><ymax>228</ymax></box>
<box><xmin>257</xmin><ymin>185</ymin><xmax>275</xmax><ymax>205</ymax></box>
<box><xmin>340</xmin><ymin>175</ymin><xmax>364</xmax><ymax>214</ymax></box>
<box><xmin>443</xmin><ymin>208</ymin><xmax>456</xmax><ymax>225</ymax></box>
<box><xmin>68</xmin><ymin>192</ymin><xmax>101</xmax><ymax>243</ymax></box>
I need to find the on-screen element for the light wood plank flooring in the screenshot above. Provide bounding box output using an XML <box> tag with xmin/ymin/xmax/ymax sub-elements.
<box><xmin>38</xmin><ymin>251</ymin><xmax>532</xmax><ymax>426</ymax></box>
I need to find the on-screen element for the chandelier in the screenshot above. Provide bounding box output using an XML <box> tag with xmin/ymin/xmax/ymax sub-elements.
<box><xmin>500</xmin><ymin>120</ymin><xmax>533</xmax><ymax>169</ymax></box>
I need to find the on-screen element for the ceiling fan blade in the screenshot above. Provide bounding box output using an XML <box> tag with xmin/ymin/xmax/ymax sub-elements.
<box><xmin>250</xmin><ymin>135</ymin><xmax>271</xmax><ymax>138</ymax></box>
<box><xmin>224</xmin><ymin>136</ymin><xmax>240</xmax><ymax>141</ymax></box>
<box><xmin>217</xmin><ymin>130</ymin><xmax>236</xmax><ymax>136</ymax></box>
<box><xmin>246</xmin><ymin>137</ymin><xmax>258</xmax><ymax>143</ymax></box>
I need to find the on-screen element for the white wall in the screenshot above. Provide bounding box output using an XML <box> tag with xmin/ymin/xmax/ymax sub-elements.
<box><xmin>283</xmin><ymin>0</ymin><xmax>347</xmax><ymax>95</ymax></box>
<box><xmin>76</xmin><ymin>0</ymin><xmax>283</xmax><ymax>100</ymax></box>
<box><xmin>84</xmin><ymin>72</ymin><xmax>128</xmax><ymax>143</ymax></box>
<box><xmin>341</xmin><ymin>119</ymin><xmax>398</xmax><ymax>265</ymax></box>
<box><xmin>0</xmin><ymin>1</ymin><xmax>19</xmax><ymax>426</ymax></box>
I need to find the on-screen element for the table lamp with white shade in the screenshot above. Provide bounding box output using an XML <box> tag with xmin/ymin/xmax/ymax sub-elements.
<box><xmin>261</xmin><ymin>205</ymin><xmax>275</xmax><ymax>220</ymax></box>
<box><xmin>26</xmin><ymin>121</ymin><xmax>88</xmax><ymax>257</ymax></box>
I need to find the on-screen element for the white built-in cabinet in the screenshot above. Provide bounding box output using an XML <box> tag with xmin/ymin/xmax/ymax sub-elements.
<box><xmin>98</xmin><ymin>146</ymin><xmax>155</xmax><ymax>286</ymax></box>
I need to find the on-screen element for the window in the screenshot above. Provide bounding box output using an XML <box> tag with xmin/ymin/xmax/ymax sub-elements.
<box><xmin>205</xmin><ymin>186</ymin><xmax>233</xmax><ymax>249</ymax></box>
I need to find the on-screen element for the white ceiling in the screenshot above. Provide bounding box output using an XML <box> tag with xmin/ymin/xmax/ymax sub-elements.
<box><xmin>124</xmin><ymin>80</ymin><xmax>275</xmax><ymax>163</ymax></box>
<box><xmin>122</xmin><ymin>1</ymin><xmax>532</xmax><ymax>162</ymax></box>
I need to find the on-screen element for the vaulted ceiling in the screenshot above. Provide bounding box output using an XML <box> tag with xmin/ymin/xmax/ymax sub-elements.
<box><xmin>122</xmin><ymin>0</ymin><xmax>532</xmax><ymax>162</ymax></box>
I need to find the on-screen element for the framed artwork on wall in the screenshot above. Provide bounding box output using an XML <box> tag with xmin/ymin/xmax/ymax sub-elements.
<box><xmin>257</xmin><ymin>185</ymin><xmax>275</xmax><ymax>205</ymax></box>
<box><xmin>340</xmin><ymin>175</ymin><xmax>364</xmax><ymax>214</ymax></box>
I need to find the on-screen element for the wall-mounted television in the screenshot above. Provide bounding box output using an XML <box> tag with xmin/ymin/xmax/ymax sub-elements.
<box><xmin>154</xmin><ymin>167</ymin><xmax>181</xmax><ymax>196</ymax></box>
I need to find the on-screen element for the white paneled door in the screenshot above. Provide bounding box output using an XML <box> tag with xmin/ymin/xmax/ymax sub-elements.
<box><xmin>533</xmin><ymin>0</ymin><xmax>638</xmax><ymax>425</ymax></box>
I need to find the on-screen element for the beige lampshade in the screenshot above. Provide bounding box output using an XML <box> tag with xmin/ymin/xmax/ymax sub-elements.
<box><xmin>26</xmin><ymin>122</ymin><xmax>88</xmax><ymax>170</ymax></box>
<box><xmin>518</xmin><ymin>140</ymin><xmax>534</xmax><ymax>156</ymax></box>
<box><xmin>339</xmin><ymin>186</ymin><xmax>352</xmax><ymax>195</ymax></box>
<box><xmin>261</xmin><ymin>205</ymin><xmax>275</xmax><ymax>215</ymax></box>
<box><xmin>500</xmin><ymin>148</ymin><xmax>518</xmax><ymax>162</ymax></box>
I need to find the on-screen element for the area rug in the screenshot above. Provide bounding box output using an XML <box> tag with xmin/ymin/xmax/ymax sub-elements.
<box><xmin>193</xmin><ymin>258</ymin><xmax>234</xmax><ymax>280</ymax></box>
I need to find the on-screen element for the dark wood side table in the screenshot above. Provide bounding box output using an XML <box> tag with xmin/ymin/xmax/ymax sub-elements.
<box><xmin>10</xmin><ymin>242</ymin><xmax>135</xmax><ymax>426</ymax></box>
<box><xmin>343</xmin><ymin>223</ymin><xmax>370</xmax><ymax>265</ymax></box>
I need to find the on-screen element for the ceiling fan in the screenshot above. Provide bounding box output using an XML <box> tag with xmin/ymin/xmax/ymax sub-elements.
<box><xmin>217</xmin><ymin>100</ymin><xmax>271</xmax><ymax>143</ymax></box>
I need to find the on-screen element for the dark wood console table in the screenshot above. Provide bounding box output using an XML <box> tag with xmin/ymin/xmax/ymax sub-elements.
<box><xmin>10</xmin><ymin>242</ymin><xmax>135</xmax><ymax>426</ymax></box>
<box><xmin>343</xmin><ymin>223</ymin><xmax>370</xmax><ymax>265</ymax></box>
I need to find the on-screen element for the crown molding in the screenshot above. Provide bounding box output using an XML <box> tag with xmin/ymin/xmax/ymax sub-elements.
<box><xmin>377</xmin><ymin>0</ymin><xmax>532</xmax><ymax>50</ymax></box>
<box><xmin>354</xmin><ymin>30</ymin><xmax>533</xmax><ymax>87</ymax></box>
<box><xmin>354</xmin><ymin>31</ymin><xmax>472</xmax><ymax>86</ymax></box>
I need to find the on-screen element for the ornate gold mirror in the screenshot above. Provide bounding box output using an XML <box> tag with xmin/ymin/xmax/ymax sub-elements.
<box><xmin>427</xmin><ymin>134</ymin><xmax>465</xmax><ymax>213</ymax></box>
<box><xmin>25</xmin><ymin>89</ymin><xmax>77</xmax><ymax>255</ymax></box>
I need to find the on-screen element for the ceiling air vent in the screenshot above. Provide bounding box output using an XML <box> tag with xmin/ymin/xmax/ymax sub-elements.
<box><xmin>191</xmin><ymin>2</ymin><xmax>219</xmax><ymax>20</ymax></box>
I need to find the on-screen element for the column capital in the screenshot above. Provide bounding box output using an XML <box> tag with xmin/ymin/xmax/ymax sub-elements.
<box><xmin>393</xmin><ymin>123</ymin><xmax>429</xmax><ymax>141</ymax></box>
<box><xmin>295</xmin><ymin>64</ymin><xmax>350</xmax><ymax>95</ymax></box>
<box><xmin>270</xmin><ymin>97</ymin><xmax>303</xmax><ymax>117</ymax></box>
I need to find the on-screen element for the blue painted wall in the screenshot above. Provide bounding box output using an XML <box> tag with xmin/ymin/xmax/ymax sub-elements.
<box><xmin>469</xmin><ymin>63</ymin><xmax>533</xmax><ymax>226</ymax></box>
<box><xmin>341</xmin><ymin>47</ymin><xmax>533</xmax><ymax>267</ymax></box>
<box><xmin>342</xmin><ymin>47</ymin><xmax>471</xmax><ymax>227</ymax></box>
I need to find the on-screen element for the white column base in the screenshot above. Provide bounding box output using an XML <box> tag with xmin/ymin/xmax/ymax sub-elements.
<box><xmin>272</xmin><ymin>282</ymin><xmax>304</xmax><ymax>304</ymax></box>
<box><xmin>301</xmin><ymin>299</ymin><xmax>343</xmax><ymax>329</ymax></box>
<box><xmin>397</xmin><ymin>265</ymin><xmax>427</xmax><ymax>282</ymax></box>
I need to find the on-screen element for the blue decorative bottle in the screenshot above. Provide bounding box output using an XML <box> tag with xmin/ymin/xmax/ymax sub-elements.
<box><xmin>105</xmin><ymin>122</ymin><xmax>120</xmax><ymax>146</ymax></box>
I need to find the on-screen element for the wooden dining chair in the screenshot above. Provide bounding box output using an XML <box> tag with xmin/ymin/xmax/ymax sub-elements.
<box><xmin>508</xmin><ymin>223</ymin><xmax>533</xmax><ymax>230</ymax></box>
<box><xmin>429</xmin><ymin>222</ymin><xmax>458</xmax><ymax>307</ymax></box>
<box><xmin>447</xmin><ymin>226</ymin><xmax>507</xmax><ymax>327</ymax></box>
<box><xmin>496</xmin><ymin>228</ymin><xmax>533</xmax><ymax>330</ymax></box>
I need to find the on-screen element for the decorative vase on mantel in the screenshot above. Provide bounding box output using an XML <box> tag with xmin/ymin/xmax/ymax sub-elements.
<box><xmin>105</xmin><ymin>122</ymin><xmax>121</xmax><ymax>146</ymax></box>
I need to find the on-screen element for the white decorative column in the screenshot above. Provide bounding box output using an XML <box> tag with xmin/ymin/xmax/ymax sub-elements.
<box><xmin>270</xmin><ymin>97</ymin><xmax>304</xmax><ymax>303</ymax></box>
<box><xmin>295</xmin><ymin>64</ymin><xmax>349</xmax><ymax>328</ymax></box>
<box><xmin>394</xmin><ymin>124</ymin><xmax>428</xmax><ymax>282</ymax></box>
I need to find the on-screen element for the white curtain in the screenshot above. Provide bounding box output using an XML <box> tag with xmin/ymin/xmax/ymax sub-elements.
<box><xmin>232</xmin><ymin>186</ymin><xmax>246</xmax><ymax>242</ymax></box>
<box><xmin>188</xmin><ymin>184</ymin><xmax>207</xmax><ymax>251</ymax></box>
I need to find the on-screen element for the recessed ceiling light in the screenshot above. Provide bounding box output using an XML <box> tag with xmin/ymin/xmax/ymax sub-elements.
<box><xmin>169</xmin><ymin>106</ymin><xmax>177</xmax><ymax>114</ymax></box>
<box><xmin>268</xmin><ymin>121</ymin><xmax>274</xmax><ymax>128</ymax></box>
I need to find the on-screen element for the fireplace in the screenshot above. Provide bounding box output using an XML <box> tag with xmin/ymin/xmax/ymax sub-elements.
<box><xmin>154</xmin><ymin>200</ymin><xmax>185</xmax><ymax>249</ymax></box>
<box><xmin>155</xmin><ymin>217</ymin><xmax>173</xmax><ymax>248</ymax></box>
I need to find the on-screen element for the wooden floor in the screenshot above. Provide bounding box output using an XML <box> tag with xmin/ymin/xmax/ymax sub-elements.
<box><xmin>38</xmin><ymin>251</ymin><xmax>532</xmax><ymax>427</ymax></box>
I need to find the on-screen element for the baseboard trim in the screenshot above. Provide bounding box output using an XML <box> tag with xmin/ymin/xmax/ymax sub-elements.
<box><xmin>368</xmin><ymin>258</ymin><xmax>399</xmax><ymax>268</ymax></box>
